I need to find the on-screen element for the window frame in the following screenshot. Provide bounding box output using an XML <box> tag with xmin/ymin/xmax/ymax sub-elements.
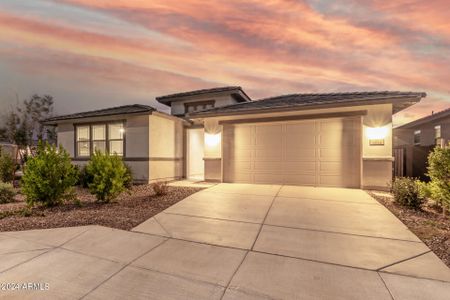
<box><xmin>413</xmin><ymin>130</ymin><xmax>421</xmax><ymax>145</ymax></box>
<box><xmin>74</xmin><ymin>120</ymin><xmax>126</xmax><ymax>158</ymax></box>
<box><xmin>435</xmin><ymin>125</ymin><xmax>441</xmax><ymax>139</ymax></box>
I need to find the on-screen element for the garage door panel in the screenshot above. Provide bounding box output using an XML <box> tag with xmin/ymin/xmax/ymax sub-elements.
<box><xmin>286</xmin><ymin>122</ymin><xmax>315</xmax><ymax>133</ymax></box>
<box><xmin>286</xmin><ymin>149</ymin><xmax>316</xmax><ymax>161</ymax></box>
<box><xmin>223</xmin><ymin>117</ymin><xmax>361</xmax><ymax>187</ymax></box>
<box><xmin>254</xmin><ymin>161</ymin><xmax>283</xmax><ymax>173</ymax></box>
<box><xmin>283</xmin><ymin>162</ymin><xmax>316</xmax><ymax>173</ymax></box>
<box><xmin>254</xmin><ymin>174</ymin><xmax>284</xmax><ymax>184</ymax></box>
<box><xmin>255</xmin><ymin>149</ymin><xmax>282</xmax><ymax>160</ymax></box>
<box><xmin>283</xmin><ymin>174</ymin><xmax>316</xmax><ymax>185</ymax></box>
<box><xmin>286</xmin><ymin>135</ymin><xmax>316</xmax><ymax>148</ymax></box>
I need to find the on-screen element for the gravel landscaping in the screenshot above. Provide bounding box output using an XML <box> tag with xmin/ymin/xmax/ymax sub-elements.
<box><xmin>0</xmin><ymin>185</ymin><xmax>204</xmax><ymax>232</ymax></box>
<box><xmin>368</xmin><ymin>190</ymin><xmax>450</xmax><ymax>268</ymax></box>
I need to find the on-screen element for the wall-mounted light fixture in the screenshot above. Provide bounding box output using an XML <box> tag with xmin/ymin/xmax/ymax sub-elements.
<box><xmin>205</xmin><ymin>133</ymin><xmax>220</xmax><ymax>147</ymax></box>
<box><xmin>367</xmin><ymin>126</ymin><xmax>388</xmax><ymax>146</ymax></box>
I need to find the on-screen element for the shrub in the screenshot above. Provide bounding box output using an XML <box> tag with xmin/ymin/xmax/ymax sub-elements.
<box><xmin>391</xmin><ymin>177</ymin><xmax>425</xmax><ymax>209</ymax></box>
<box><xmin>123</xmin><ymin>164</ymin><xmax>133</xmax><ymax>189</ymax></box>
<box><xmin>427</xmin><ymin>146</ymin><xmax>450</xmax><ymax>214</ymax></box>
<box><xmin>152</xmin><ymin>181</ymin><xmax>169</xmax><ymax>196</ymax></box>
<box><xmin>77</xmin><ymin>165</ymin><xmax>94</xmax><ymax>188</ymax></box>
<box><xmin>22</xmin><ymin>142</ymin><xmax>78</xmax><ymax>207</ymax></box>
<box><xmin>0</xmin><ymin>150</ymin><xmax>16</xmax><ymax>183</ymax></box>
<box><xmin>0</xmin><ymin>181</ymin><xmax>16</xmax><ymax>204</ymax></box>
<box><xmin>86</xmin><ymin>151</ymin><xmax>128</xmax><ymax>203</ymax></box>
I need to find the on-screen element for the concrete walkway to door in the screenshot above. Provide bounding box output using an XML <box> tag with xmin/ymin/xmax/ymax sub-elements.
<box><xmin>0</xmin><ymin>184</ymin><xmax>449</xmax><ymax>299</ymax></box>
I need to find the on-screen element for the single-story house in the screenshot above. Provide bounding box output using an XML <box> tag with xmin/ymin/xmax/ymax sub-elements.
<box><xmin>393</xmin><ymin>107</ymin><xmax>450</xmax><ymax>178</ymax></box>
<box><xmin>44</xmin><ymin>87</ymin><xmax>426</xmax><ymax>190</ymax></box>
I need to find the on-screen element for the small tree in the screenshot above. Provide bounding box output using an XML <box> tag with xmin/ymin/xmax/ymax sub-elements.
<box><xmin>0</xmin><ymin>147</ymin><xmax>16</xmax><ymax>183</ymax></box>
<box><xmin>0</xmin><ymin>181</ymin><xmax>16</xmax><ymax>204</ymax></box>
<box><xmin>86</xmin><ymin>151</ymin><xmax>128</xmax><ymax>203</ymax></box>
<box><xmin>427</xmin><ymin>146</ymin><xmax>450</xmax><ymax>215</ymax></box>
<box><xmin>22</xmin><ymin>142</ymin><xmax>78</xmax><ymax>207</ymax></box>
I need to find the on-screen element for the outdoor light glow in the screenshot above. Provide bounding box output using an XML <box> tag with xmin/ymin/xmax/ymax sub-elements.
<box><xmin>119</xmin><ymin>128</ymin><xmax>125</xmax><ymax>133</ymax></box>
<box><xmin>366</xmin><ymin>127</ymin><xmax>388</xmax><ymax>139</ymax></box>
<box><xmin>205</xmin><ymin>133</ymin><xmax>220</xmax><ymax>147</ymax></box>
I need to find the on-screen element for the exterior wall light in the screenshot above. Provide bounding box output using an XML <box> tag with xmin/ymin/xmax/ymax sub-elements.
<box><xmin>205</xmin><ymin>133</ymin><xmax>220</xmax><ymax>147</ymax></box>
<box><xmin>367</xmin><ymin>126</ymin><xmax>388</xmax><ymax>146</ymax></box>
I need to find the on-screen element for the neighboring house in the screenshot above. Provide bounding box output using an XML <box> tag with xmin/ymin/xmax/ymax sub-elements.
<box><xmin>393</xmin><ymin>108</ymin><xmax>450</xmax><ymax>179</ymax></box>
<box><xmin>44</xmin><ymin>87</ymin><xmax>426</xmax><ymax>190</ymax></box>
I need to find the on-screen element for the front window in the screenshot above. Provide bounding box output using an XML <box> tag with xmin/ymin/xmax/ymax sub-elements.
<box><xmin>76</xmin><ymin>122</ymin><xmax>124</xmax><ymax>157</ymax></box>
<box><xmin>108</xmin><ymin>122</ymin><xmax>124</xmax><ymax>156</ymax></box>
<box><xmin>414</xmin><ymin>130</ymin><xmax>421</xmax><ymax>145</ymax></box>
<box><xmin>92</xmin><ymin>125</ymin><xmax>106</xmax><ymax>153</ymax></box>
<box><xmin>435</xmin><ymin>125</ymin><xmax>441</xmax><ymax>139</ymax></box>
<box><xmin>76</xmin><ymin>126</ymin><xmax>90</xmax><ymax>157</ymax></box>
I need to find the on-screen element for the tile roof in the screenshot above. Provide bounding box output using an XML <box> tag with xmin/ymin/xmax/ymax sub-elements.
<box><xmin>189</xmin><ymin>91</ymin><xmax>426</xmax><ymax>117</ymax></box>
<box><xmin>396</xmin><ymin>107</ymin><xmax>450</xmax><ymax>129</ymax></box>
<box><xmin>43</xmin><ymin>104</ymin><xmax>156</xmax><ymax>124</ymax></box>
<box><xmin>156</xmin><ymin>86</ymin><xmax>250</xmax><ymax>104</ymax></box>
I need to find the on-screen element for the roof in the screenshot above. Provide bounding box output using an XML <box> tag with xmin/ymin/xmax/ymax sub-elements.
<box><xmin>396</xmin><ymin>107</ymin><xmax>450</xmax><ymax>129</ymax></box>
<box><xmin>43</xmin><ymin>104</ymin><xmax>156</xmax><ymax>124</ymax></box>
<box><xmin>189</xmin><ymin>91</ymin><xmax>426</xmax><ymax>118</ymax></box>
<box><xmin>156</xmin><ymin>86</ymin><xmax>251</xmax><ymax>105</ymax></box>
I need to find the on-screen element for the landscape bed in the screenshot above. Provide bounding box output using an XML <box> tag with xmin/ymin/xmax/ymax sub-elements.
<box><xmin>0</xmin><ymin>185</ymin><xmax>203</xmax><ymax>232</ymax></box>
<box><xmin>368</xmin><ymin>190</ymin><xmax>450</xmax><ymax>268</ymax></box>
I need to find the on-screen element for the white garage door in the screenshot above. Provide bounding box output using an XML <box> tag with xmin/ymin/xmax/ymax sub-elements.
<box><xmin>223</xmin><ymin>117</ymin><xmax>361</xmax><ymax>187</ymax></box>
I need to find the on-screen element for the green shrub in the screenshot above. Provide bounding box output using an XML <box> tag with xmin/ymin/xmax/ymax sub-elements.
<box><xmin>76</xmin><ymin>165</ymin><xmax>94</xmax><ymax>188</ymax></box>
<box><xmin>391</xmin><ymin>177</ymin><xmax>425</xmax><ymax>209</ymax></box>
<box><xmin>152</xmin><ymin>181</ymin><xmax>169</xmax><ymax>196</ymax></box>
<box><xmin>124</xmin><ymin>164</ymin><xmax>133</xmax><ymax>189</ymax></box>
<box><xmin>86</xmin><ymin>151</ymin><xmax>128</xmax><ymax>203</ymax></box>
<box><xmin>427</xmin><ymin>146</ymin><xmax>450</xmax><ymax>214</ymax></box>
<box><xmin>0</xmin><ymin>181</ymin><xmax>16</xmax><ymax>204</ymax></box>
<box><xmin>22</xmin><ymin>142</ymin><xmax>78</xmax><ymax>207</ymax></box>
<box><xmin>0</xmin><ymin>150</ymin><xmax>16</xmax><ymax>183</ymax></box>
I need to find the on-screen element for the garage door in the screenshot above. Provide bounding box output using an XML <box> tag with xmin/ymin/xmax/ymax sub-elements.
<box><xmin>223</xmin><ymin>117</ymin><xmax>361</xmax><ymax>187</ymax></box>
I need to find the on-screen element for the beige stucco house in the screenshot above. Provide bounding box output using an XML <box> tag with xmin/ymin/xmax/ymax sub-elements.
<box><xmin>44</xmin><ymin>87</ymin><xmax>426</xmax><ymax>190</ymax></box>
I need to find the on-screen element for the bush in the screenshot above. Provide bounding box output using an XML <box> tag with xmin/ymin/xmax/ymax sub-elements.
<box><xmin>76</xmin><ymin>165</ymin><xmax>94</xmax><ymax>188</ymax></box>
<box><xmin>0</xmin><ymin>150</ymin><xmax>16</xmax><ymax>183</ymax></box>
<box><xmin>22</xmin><ymin>142</ymin><xmax>78</xmax><ymax>207</ymax></box>
<box><xmin>427</xmin><ymin>146</ymin><xmax>450</xmax><ymax>214</ymax></box>
<box><xmin>0</xmin><ymin>181</ymin><xmax>16</xmax><ymax>204</ymax></box>
<box><xmin>152</xmin><ymin>181</ymin><xmax>169</xmax><ymax>196</ymax></box>
<box><xmin>391</xmin><ymin>177</ymin><xmax>425</xmax><ymax>209</ymax></box>
<box><xmin>124</xmin><ymin>163</ymin><xmax>133</xmax><ymax>189</ymax></box>
<box><xmin>86</xmin><ymin>151</ymin><xmax>128</xmax><ymax>203</ymax></box>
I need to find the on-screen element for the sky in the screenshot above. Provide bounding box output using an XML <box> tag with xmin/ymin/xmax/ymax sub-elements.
<box><xmin>0</xmin><ymin>0</ymin><xmax>449</xmax><ymax>126</ymax></box>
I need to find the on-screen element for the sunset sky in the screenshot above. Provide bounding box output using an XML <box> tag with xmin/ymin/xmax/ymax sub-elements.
<box><xmin>0</xmin><ymin>0</ymin><xmax>449</xmax><ymax>125</ymax></box>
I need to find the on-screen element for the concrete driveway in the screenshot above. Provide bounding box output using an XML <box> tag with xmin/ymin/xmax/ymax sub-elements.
<box><xmin>1</xmin><ymin>184</ymin><xmax>449</xmax><ymax>299</ymax></box>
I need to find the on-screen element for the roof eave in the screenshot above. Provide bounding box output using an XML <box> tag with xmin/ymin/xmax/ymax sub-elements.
<box><xmin>156</xmin><ymin>87</ymin><xmax>248</xmax><ymax>106</ymax></box>
<box><xmin>42</xmin><ymin>109</ymin><xmax>155</xmax><ymax>126</ymax></box>
<box><xmin>189</xmin><ymin>96</ymin><xmax>423</xmax><ymax>119</ymax></box>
